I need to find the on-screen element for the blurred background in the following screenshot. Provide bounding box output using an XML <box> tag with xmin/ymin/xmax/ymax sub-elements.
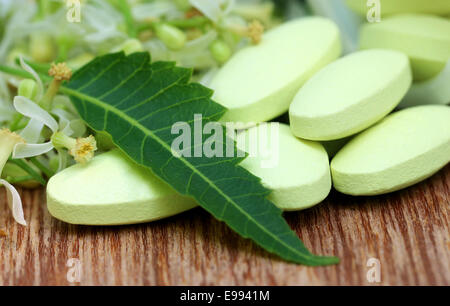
<box><xmin>0</xmin><ymin>0</ymin><xmax>365</xmax><ymax>81</ymax></box>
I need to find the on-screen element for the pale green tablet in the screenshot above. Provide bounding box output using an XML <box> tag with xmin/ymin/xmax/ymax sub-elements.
<box><xmin>210</xmin><ymin>17</ymin><xmax>341</xmax><ymax>124</ymax></box>
<box><xmin>346</xmin><ymin>0</ymin><xmax>450</xmax><ymax>16</ymax></box>
<box><xmin>360</xmin><ymin>14</ymin><xmax>450</xmax><ymax>81</ymax></box>
<box><xmin>47</xmin><ymin>150</ymin><xmax>197</xmax><ymax>225</ymax></box>
<box><xmin>331</xmin><ymin>105</ymin><xmax>450</xmax><ymax>196</ymax></box>
<box><xmin>289</xmin><ymin>49</ymin><xmax>411</xmax><ymax>141</ymax></box>
<box><xmin>237</xmin><ymin>124</ymin><xmax>331</xmax><ymax>210</ymax></box>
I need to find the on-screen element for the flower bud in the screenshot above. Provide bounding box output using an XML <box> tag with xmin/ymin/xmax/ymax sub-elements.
<box><xmin>120</xmin><ymin>38</ymin><xmax>144</xmax><ymax>55</ymax></box>
<box><xmin>154</xmin><ymin>23</ymin><xmax>187</xmax><ymax>51</ymax></box>
<box><xmin>209</xmin><ymin>40</ymin><xmax>232</xmax><ymax>64</ymax></box>
<box><xmin>18</xmin><ymin>79</ymin><xmax>38</xmax><ymax>100</ymax></box>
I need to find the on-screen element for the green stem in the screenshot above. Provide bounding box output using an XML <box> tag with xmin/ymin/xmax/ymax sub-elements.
<box><xmin>39</xmin><ymin>79</ymin><xmax>61</xmax><ymax>110</ymax></box>
<box><xmin>0</xmin><ymin>65</ymin><xmax>33</xmax><ymax>79</ymax></box>
<box><xmin>117</xmin><ymin>0</ymin><xmax>137</xmax><ymax>38</ymax></box>
<box><xmin>0</xmin><ymin>64</ymin><xmax>51</xmax><ymax>82</ymax></box>
<box><xmin>29</xmin><ymin>157</ymin><xmax>55</xmax><ymax>178</ymax></box>
<box><xmin>8</xmin><ymin>159</ymin><xmax>47</xmax><ymax>186</ymax></box>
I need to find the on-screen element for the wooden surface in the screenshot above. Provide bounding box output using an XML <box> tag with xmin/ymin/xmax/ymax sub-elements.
<box><xmin>0</xmin><ymin>165</ymin><xmax>449</xmax><ymax>286</ymax></box>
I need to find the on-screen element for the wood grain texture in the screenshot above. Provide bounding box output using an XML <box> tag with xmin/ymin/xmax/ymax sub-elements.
<box><xmin>0</xmin><ymin>165</ymin><xmax>449</xmax><ymax>286</ymax></box>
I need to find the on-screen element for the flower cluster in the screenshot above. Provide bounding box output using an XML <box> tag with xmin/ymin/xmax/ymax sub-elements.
<box><xmin>0</xmin><ymin>0</ymin><xmax>273</xmax><ymax>79</ymax></box>
<box><xmin>0</xmin><ymin>58</ymin><xmax>97</xmax><ymax>226</ymax></box>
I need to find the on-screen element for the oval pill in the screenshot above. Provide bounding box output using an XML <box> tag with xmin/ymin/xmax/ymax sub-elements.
<box><xmin>359</xmin><ymin>14</ymin><xmax>450</xmax><ymax>81</ymax></box>
<box><xmin>210</xmin><ymin>17</ymin><xmax>341</xmax><ymax>124</ymax></box>
<box><xmin>237</xmin><ymin>123</ymin><xmax>331</xmax><ymax>210</ymax></box>
<box><xmin>47</xmin><ymin>150</ymin><xmax>197</xmax><ymax>225</ymax></box>
<box><xmin>331</xmin><ymin>105</ymin><xmax>450</xmax><ymax>196</ymax></box>
<box><xmin>289</xmin><ymin>49</ymin><xmax>412</xmax><ymax>141</ymax></box>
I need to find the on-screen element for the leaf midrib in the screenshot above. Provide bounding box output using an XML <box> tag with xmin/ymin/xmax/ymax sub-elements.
<box><xmin>59</xmin><ymin>85</ymin><xmax>323</xmax><ymax>263</ymax></box>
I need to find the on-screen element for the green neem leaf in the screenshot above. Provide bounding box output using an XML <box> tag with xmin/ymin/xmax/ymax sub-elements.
<box><xmin>59</xmin><ymin>52</ymin><xmax>338</xmax><ymax>266</ymax></box>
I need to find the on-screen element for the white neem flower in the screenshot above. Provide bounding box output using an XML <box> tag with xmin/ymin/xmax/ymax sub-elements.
<box><xmin>0</xmin><ymin>128</ymin><xmax>26</xmax><ymax>226</ymax></box>
<box><xmin>11</xmin><ymin>58</ymin><xmax>88</xmax><ymax>170</ymax></box>
<box><xmin>13</xmin><ymin>95</ymin><xmax>62</xmax><ymax>158</ymax></box>
<box><xmin>12</xmin><ymin>95</ymin><xmax>95</xmax><ymax>168</ymax></box>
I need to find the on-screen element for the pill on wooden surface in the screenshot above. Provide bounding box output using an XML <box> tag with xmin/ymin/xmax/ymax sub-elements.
<box><xmin>237</xmin><ymin>123</ymin><xmax>331</xmax><ymax>210</ymax></box>
<box><xmin>331</xmin><ymin>105</ymin><xmax>450</xmax><ymax>195</ymax></box>
<box><xmin>289</xmin><ymin>49</ymin><xmax>411</xmax><ymax>141</ymax></box>
<box><xmin>359</xmin><ymin>14</ymin><xmax>450</xmax><ymax>81</ymax></box>
<box><xmin>210</xmin><ymin>17</ymin><xmax>341</xmax><ymax>124</ymax></box>
<box><xmin>345</xmin><ymin>0</ymin><xmax>450</xmax><ymax>16</ymax></box>
<box><xmin>47</xmin><ymin>150</ymin><xmax>197</xmax><ymax>225</ymax></box>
